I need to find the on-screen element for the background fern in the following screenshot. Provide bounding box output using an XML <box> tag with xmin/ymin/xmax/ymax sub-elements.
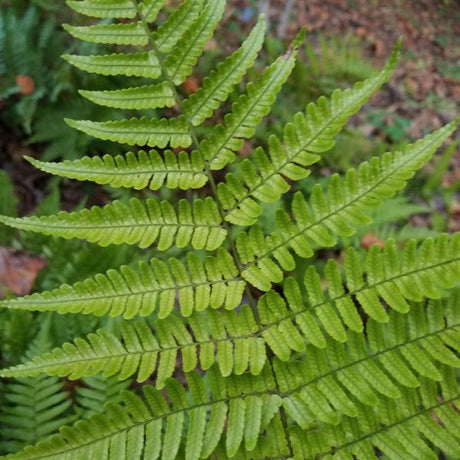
<box><xmin>0</xmin><ymin>1</ymin><xmax>459</xmax><ymax>459</ymax></box>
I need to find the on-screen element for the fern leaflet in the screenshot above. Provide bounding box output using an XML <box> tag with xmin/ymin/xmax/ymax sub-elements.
<box><xmin>0</xmin><ymin>197</ymin><xmax>226</xmax><ymax>250</ymax></box>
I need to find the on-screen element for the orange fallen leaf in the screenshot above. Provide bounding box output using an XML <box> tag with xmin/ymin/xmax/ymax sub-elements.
<box><xmin>183</xmin><ymin>76</ymin><xmax>200</xmax><ymax>94</ymax></box>
<box><xmin>15</xmin><ymin>75</ymin><xmax>35</xmax><ymax>95</ymax></box>
<box><xmin>361</xmin><ymin>233</ymin><xmax>385</xmax><ymax>250</ymax></box>
<box><xmin>0</xmin><ymin>247</ymin><xmax>47</xmax><ymax>298</ymax></box>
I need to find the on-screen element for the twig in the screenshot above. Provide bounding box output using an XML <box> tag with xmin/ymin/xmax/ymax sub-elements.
<box><xmin>277</xmin><ymin>0</ymin><xmax>295</xmax><ymax>39</ymax></box>
<box><xmin>258</xmin><ymin>0</ymin><xmax>270</xmax><ymax>20</ymax></box>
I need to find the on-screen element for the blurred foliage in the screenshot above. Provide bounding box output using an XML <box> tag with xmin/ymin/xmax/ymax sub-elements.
<box><xmin>0</xmin><ymin>4</ymin><xmax>131</xmax><ymax>161</ymax></box>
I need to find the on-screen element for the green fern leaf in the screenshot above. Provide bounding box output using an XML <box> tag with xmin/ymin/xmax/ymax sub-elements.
<box><xmin>4</xmin><ymin>360</ymin><xmax>459</xmax><ymax>459</ymax></box>
<box><xmin>0</xmin><ymin>250</ymin><xmax>244</xmax><ymax>319</ymax></box>
<box><xmin>63</xmin><ymin>22</ymin><xmax>148</xmax><ymax>46</ymax></box>
<box><xmin>62</xmin><ymin>51</ymin><xmax>161</xmax><ymax>77</ymax></box>
<box><xmin>290</xmin><ymin>375</ymin><xmax>460</xmax><ymax>458</ymax></box>
<box><xmin>0</xmin><ymin>368</ymin><xmax>281</xmax><ymax>460</ymax></box>
<box><xmin>65</xmin><ymin>116</ymin><xmax>192</xmax><ymax>148</ymax></box>
<box><xmin>0</xmin><ymin>305</ymin><xmax>262</xmax><ymax>386</ymax></box>
<box><xmin>66</xmin><ymin>0</ymin><xmax>137</xmax><ymax>19</ymax></box>
<box><xmin>0</xmin><ymin>197</ymin><xmax>226</xmax><ymax>250</ymax></box>
<box><xmin>163</xmin><ymin>0</ymin><xmax>225</xmax><ymax>85</ymax></box>
<box><xmin>238</xmin><ymin>118</ymin><xmax>460</xmax><ymax>290</ymax></box>
<box><xmin>4</xmin><ymin>271</ymin><xmax>458</xmax><ymax>395</ymax></box>
<box><xmin>198</xmin><ymin>34</ymin><xmax>302</xmax><ymax>170</ymax></box>
<box><xmin>182</xmin><ymin>15</ymin><xmax>266</xmax><ymax>126</ymax></box>
<box><xmin>138</xmin><ymin>0</ymin><xmax>166</xmax><ymax>23</ymax></box>
<box><xmin>4</xmin><ymin>1</ymin><xmax>460</xmax><ymax>457</ymax></box>
<box><xmin>79</xmin><ymin>82</ymin><xmax>175</xmax><ymax>109</ymax></box>
<box><xmin>219</xmin><ymin>42</ymin><xmax>401</xmax><ymax>225</ymax></box>
<box><xmin>76</xmin><ymin>374</ymin><xmax>131</xmax><ymax>418</ymax></box>
<box><xmin>26</xmin><ymin>150</ymin><xmax>207</xmax><ymax>190</ymax></box>
<box><xmin>152</xmin><ymin>0</ymin><xmax>205</xmax><ymax>54</ymax></box>
<box><xmin>0</xmin><ymin>327</ymin><xmax>76</xmax><ymax>453</ymax></box>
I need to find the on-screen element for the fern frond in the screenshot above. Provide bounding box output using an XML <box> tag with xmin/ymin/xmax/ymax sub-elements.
<box><xmin>76</xmin><ymin>374</ymin><xmax>131</xmax><ymax>418</ymax></box>
<box><xmin>289</xmin><ymin>374</ymin><xmax>460</xmax><ymax>458</ymax></box>
<box><xmin>0</xmin><ymin>327</ymin><xmax>75</xmax><ymax>453</ymax></box>
<box><xmin>162</xmin><ymin>0</ymin><xmax>225</xmax><ymax>85</ymax></box>
<box><xmin>198</xmin><ymin>35</ymin><xmax>301</xmax><ymax>170</ymax></box>
<box><xmin>182</xmin><ymin>15</ymin><xmax>266</xmax><ymax>126</ymax></box>
<box><xmin>0</xmin><ymin>197</ymin><xmax>226</xmax><ymax>250</ymax></box>
<box><xmin>4</xmin><ymin>270</ymin><xmax>458</xmax><ymax>393</ymax></box>
<box><xmin>62</xmin><ymin>51</ymin><xmax>161</xmax><ymax>77</ymax></box>
<box><xmin>2</xmin><ymin>368</ymin><xmax>280</xmax><ymax>460</ymax></box>
<box><xmin>138</xmin><ymin>0</ymin><xmax>166</xmax><ymax>24</ymax></box>
<box><xmin>66</xmin><ymin>0</ymin><xmax>137</xmax><ymax>19</ymax></box>
<box><xmin>79</xmin><ymin>82</ymin><xmax>175</xmax><ymax>109</ymax></box>
<box><xmin>26</xmin><ymin>150</ymin><xmax>207</xmax><ymax>191</ymax></box>
<box><xmin>262</xmin><ymin>235</ymin><xmax>460</xmax><ymax>345</ymax></box>
<box><xmin>0</xmin><ymin>250</ymin><xmax>244</xmax><ymax>319</ymax></box>
<box><xmin>219</xmin><ymin>43</ymin><xmax>401</xmax><ymax>226</ymax></box>
<box><xmin>65</xmin><ymin>116</ymin><xmax>192</xmax><ymax>148</ymax></box>
<box><xmin>152</xmin><ymin>0</ymin><xmax>205</xmax><ymax>54</ymax></box>
<box><xmin>0</xmin><ymin>304</ymin><xmax>262</xmax><ymax>387</ymax></box>
<box><xmin>4</xmin><ymin>359</ymin><xmax>459</xmax><ymax>459</ymax></box>
<box><xmin>237</xmin><ymin>119</ymin><xmax>459</xmax><ymax>290</ymax></box>
<box><xmin>63</xmin><ymin>22</ymin><xmax>148</xmax><ymax>46</ymax></box>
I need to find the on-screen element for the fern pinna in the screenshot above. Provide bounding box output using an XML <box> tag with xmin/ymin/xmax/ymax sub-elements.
<box><xmin>0</xmin><ymin>1</ymin><xmax>459</xmax><ymax>458</ymax></box>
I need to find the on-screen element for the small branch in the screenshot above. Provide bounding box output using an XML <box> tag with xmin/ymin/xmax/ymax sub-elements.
<box><xmin>258</xmin><ymin>0</ymin><xmax>270</xmax><ymax>20</ymax></box>
<box><xmin>277</xmin><ymin>0</ymin><xmax>295</xmax><ymax>40</ymax></box>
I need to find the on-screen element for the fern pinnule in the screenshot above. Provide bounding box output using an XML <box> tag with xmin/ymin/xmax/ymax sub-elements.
<box><xmin>78</xmin><ymin>82</ymin><xmax>175</xmax><ymax>110</ymax></box>
<box><xmin>65</xmin><ymin>116</ymin><xmax>192</xmax><ymax>148</ymax></box>
<box><xmin>3</xmin><ymin>240</ymin><xmax>459</xmax><ymax>391</ymax></box>
<box><xmin>63</xmin><ymin>22</ymin><xmax>149</xmax><ymax>46</ymax></box>
<box><xmin>152</xmin><ymin>0</ymin><xmax>206</xmax><ymax>54</ymax></box>
<box><xmin>237</xmin><ymin>118</ymin><xmax>460</xmax><ymax>290</ymax></box>
<box><xmin>65</xmin><ymin>1</ymin><xmax>137</xmax><ymax>19</ymax></box>
<box><xmin>199</xmin><ymin>36</ymin><xmax>301</xmax><ymax>170</ymax></box>
<box><xmin>62</xmin><ymin>51</ymin><xmax>161</xmax><ymax>77</ymax></box>
<box><xmin>0</xmin><ymin>249</ymin><xmax>244</xmax><ymax>319</ymax></box>
<box><xmin>219</xmin><ymin>40</ymin><xmax>402</xmax><ymax>226</ymax></box>
<box><xmin>162</xmin><ymin>0</ymin><xmax>225</xmax><ymax>85</ymax></box>
<box><xmin>0</xmin><ymin>196</ymin><xmax>226</xmax><ymax>250</ymax></box>
<box><xmin>182</xmin><ymin>14</ymin><xmax>266</xmax><ymax>126</ymax></box>
<box><xmin>26</xmin><ymin>149</ymin><xmax>208</xmax><ymax>191</ymax></box>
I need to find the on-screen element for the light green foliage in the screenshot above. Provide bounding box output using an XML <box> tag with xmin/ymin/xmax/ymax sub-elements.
<box><xmin>236</xmin><ymin>119</ymin><xmax>459</xmax><ymax>290</ymax></box>
<box><xmin>0</xmin><ymin>249</ymin><xmax>245</xmax><ymax>319</ymax></box>
<box><xmin>182</xmin><ymin>15</ymin><xmax>266</xmax><ymax>126</ymax></box>
<box><xmin>79</xmin><ymin>82</ymin><xmax>175</xmax><ymax>110</ymax></box>
<box><xmin>0</xmin><ymin>196</ymin><xmax>226</xmax><ymax>250</ymax></box>
<box><xmin>66</xmin><ymin>0</ymin><xmax>137</xmax><ymax>18</ymax></box>
<box><xmin>3</xmin><ymin>237</ymin><xmax>458</xmax><ymax>389</ymax></box>
<box><xmin>65</xmin><ymin>116</ymin><xmax>192</xmax><ymax>148</ymax></box>
<box><xmin>0</xmin><ymin>1</ymin><xmax>459</xmax><ymax>459</ymax></box>
<box><xmin>219</xmin><ymin>43</ymin><xmax>400</xmax><ymax>226</ymax></box>
<box><xmin>27</xmin><ymin>150</ymin><xmax>208</xmax><ymax>190</ymax></box>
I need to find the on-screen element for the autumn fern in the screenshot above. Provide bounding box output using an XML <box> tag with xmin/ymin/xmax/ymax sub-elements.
<box><xmin>0</xmin><ymin>1</ymin><xmax>459</xmax><ymax>459</ymax></box>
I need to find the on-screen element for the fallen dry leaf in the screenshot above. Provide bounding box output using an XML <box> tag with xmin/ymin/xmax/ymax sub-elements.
<box><xmin>361</xmin><ymin>233</ymin><xmax>385</xmax><ymax>250</ymax></box>
<box><xmin>183</xmin><ymin>76</ymin><xmax>200</xmax><ymax>94</ymax></box>
<box><xmin>15</xmin><ymin>75</ymin><xmax>35</xmax><ymax>95</ymax></box>
<box><xmin>0</xmin><ymin>247</ymin><xmax>47</xmax><ymax>298</ymax></box>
